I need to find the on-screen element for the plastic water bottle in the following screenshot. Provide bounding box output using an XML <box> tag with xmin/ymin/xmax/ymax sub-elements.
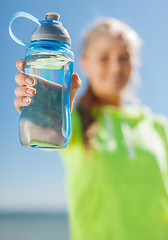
<box><xmin>9</xmin><ymin>11</ymin><xmax>74</xmax><ymax>149</ymax></box>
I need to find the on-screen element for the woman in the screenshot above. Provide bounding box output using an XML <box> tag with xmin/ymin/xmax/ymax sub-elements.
<box><xmin>14</xmin><ymin>18</ymin><xmax>168</xmax><ymax>239</ymax></box>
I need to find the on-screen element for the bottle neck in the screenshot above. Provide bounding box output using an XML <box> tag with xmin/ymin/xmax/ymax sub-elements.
<box><xmin>29</xmin><ymin>39</ymin><xmax>71</xmax><ymax>49</ymax></box>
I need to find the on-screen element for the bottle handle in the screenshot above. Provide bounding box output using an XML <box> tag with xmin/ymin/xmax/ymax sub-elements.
<box><xmin>9</xmin><ymin>11</ymin><xmax>41</xmax><ymax>47</ymax></box>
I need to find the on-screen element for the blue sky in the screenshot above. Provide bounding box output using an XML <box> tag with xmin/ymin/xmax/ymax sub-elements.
<box><xmin>1</xmin><ymin>0</ymin><xmax>168</xmax><ymax>212</ymax></box>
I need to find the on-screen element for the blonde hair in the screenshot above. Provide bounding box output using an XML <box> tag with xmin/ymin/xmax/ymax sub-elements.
<box><xmin>80</xmin><ymin>17</ymin><xmax>144</xmax><ymax>104</ymax></box>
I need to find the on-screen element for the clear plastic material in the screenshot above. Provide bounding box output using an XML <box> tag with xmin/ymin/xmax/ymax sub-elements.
<box><xmin>20</xmin><ymin>41</ymin><xmax>74</xmax><ymax>149</ymax></box>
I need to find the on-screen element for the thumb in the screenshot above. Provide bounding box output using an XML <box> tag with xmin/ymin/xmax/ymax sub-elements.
<box><xmin>70</xmin><ymin>73</ymin><xmax>82</xmax><ymax>113</ymax></box>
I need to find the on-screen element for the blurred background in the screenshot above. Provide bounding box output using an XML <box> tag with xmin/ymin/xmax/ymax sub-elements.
<box><xmin>1</xmin><ymin>0</ymin><xmax>168</xmax><ymax>239</ymax></box>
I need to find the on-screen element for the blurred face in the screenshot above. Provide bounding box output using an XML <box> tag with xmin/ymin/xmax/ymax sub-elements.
<box><xmin>81</xmin><ymin>34</ymin><xmax>132</xmax><ymax>104</ymax></box>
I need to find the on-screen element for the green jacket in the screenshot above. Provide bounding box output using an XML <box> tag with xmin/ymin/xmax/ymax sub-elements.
<box><xmin>61</xmin><ymin>105</ymin><xmax>168</xmax><ymax>240</ymax></box>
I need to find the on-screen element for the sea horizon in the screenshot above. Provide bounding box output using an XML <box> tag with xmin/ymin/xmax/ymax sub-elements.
<box><xmin>0</xmin><ymin>209</ymin><xmax>70</xmax><ymax>240</ymax></box>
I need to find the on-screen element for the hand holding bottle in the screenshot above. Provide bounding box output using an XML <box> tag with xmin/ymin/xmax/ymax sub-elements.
<box><xmin>9</xmin><ymin>11</ymin><xmax>81</xmax><ymax>148</ymax></box>
<box><xmin>14</xmin><ymin>59</ymin><xmax>82</xmax><ymax>114</ymax></box>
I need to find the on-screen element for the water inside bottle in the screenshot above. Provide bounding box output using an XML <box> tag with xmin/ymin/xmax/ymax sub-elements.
<box><xmin>20</xmin><ymin>52</ymin><xmax>73</xmax><ymax>148</ymax></box>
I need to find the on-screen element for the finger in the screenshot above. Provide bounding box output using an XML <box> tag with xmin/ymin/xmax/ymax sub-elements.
<box><xmin>16</xmin><ymin>59</ymin><xmax>26</xmax><ymax>73</ymax></box>
<box><xmin>70</xmin><ymin>73</ymin><xmax>82</xmax><ymax>113</ymax></box>
<box><xmin>14</xmin><ymin>85</ymin><xmax>36</xmax><ymax>98</ymax></box>
<box><xmin>15</xmin><ymin>72</ymin><xmax>35</xmax><ymax>86</ymax></box>
<box><xmin>14</xmin><ymin>97</ymin><xmax>31</xmax><ymax>114</ymax></box>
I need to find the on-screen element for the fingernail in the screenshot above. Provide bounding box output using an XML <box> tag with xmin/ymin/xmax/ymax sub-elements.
<box><xmin>19</xmin><ymin>60</ymin><xmax>24</xmax><ymax>68</ymax></box>
<box><xmin>25</xmin><ymin>77</ymin><xmax>34</xmax><ymax>85</ymax></box>
<box><xmin>78</xmin><ymin>78</ymin><xmax>82</xmax><ymax>85</ymax></box>
<box><xmin>26</xmin><ymin>88</ymin><xmax>34</xmax><ymax>95</ymax></box>
<box><xmin>23</xmin><ymin>97</ymin><xmax>30</xmax><ymax>102</ymax></box>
